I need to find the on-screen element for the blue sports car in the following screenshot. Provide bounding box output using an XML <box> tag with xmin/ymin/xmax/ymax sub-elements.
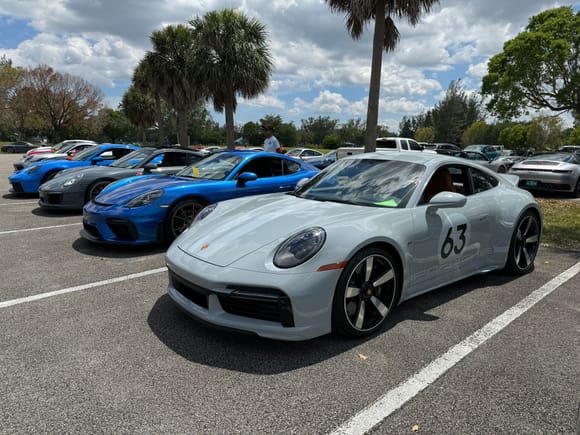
<box><xmin>81</xmin><ymin>150</ymin><xmax>319</xmax><ymax>245</ymax></box>
<box><xmin>9</xmin><ymin>144</ymin><xmax>138</xmax><ymax>194</ymax></box>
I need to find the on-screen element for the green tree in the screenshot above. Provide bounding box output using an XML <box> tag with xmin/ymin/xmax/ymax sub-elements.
<box><xmin>499</xmin><ymin>124</ymin><xmax>528</xmax><ymax>148</ymax></box>
<box><xmin>526</xmin><ymin>116</ymin><xmax>565</xmax><ymax>150</ymax></box>
<box><xmin>415</xmin><ymin>126</ymin><xmax>436</xmax><ymax>142</ymax></box>
<box><xmin>275</xmin><ymin>123</ymin><xmax>298</xmax><ymax>148</ymax></box>
<box><xmin>191</xmin><ymin>9</ymin><xmax>273</xmax><ymax>149</ymax></box>
<box><xmin>326</xmin><ymin>0</ymin><xmax>439</xmax><ymax>152</ymax></box>
<box><xmin>568</xmin><ymin>126</ymin><xmax>580</xmax><ymax>144</ymax></box>
<box><xmin>300</xmin><ymin>116</ymin><xmax>339</xmax><ymax>145</ymax></box>
<box><xmin>121</xmin><ymin>85</ymin><xmax>156</xmax><ymax>145</ymax></box>
<box><xmin>241</xmin><ymin>121</ymin><xmax>263</xmax><ymax>147</ymax></box>
<box><xmin>97</xmin><ymin>108</ymin><xmax>137</xmax><ymax>143</ymax></box>
<box><xmin>337</xmin><ymin>118</ymin><xmax>365</xmax><ymax>145</ymax></box>
<box><xmin>146</xmin><ymin>24</ymin><xmax>202</xmax><ymax>147</ymax></box>
<box><xmin>482</xmin><ymin>7</ymin><xmax>580</xmax><ymax>122</ymax></box>
<box><xmin>322</xmin><ymin>134</ymin><xmax>342</xmax><ymax>149</ymax></box>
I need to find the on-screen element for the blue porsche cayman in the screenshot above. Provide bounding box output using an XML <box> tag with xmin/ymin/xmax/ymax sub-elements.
<box><xmin>81</xmin><ymin>150</ymin><xmax>319</xmax><ymax>245</ymax></box>
<box><xmin>9</xmin><ymin>144</ymin><xmax>138</xmax><ymax>194</ymax></box>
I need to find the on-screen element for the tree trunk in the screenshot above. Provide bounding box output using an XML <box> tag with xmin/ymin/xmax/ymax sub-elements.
<box><xmin>364</xmin><ymin>0</ymin><xmax>386</xmax><ymax>153</ymax></box>
<box><xmin>155</xmin><ymin>95</ymin><xmax>166</xmax><ymax>147</ymax></box>
<box><xmin>177</xmin><ymin>109</ymin><xmax>189</xmax><ymax>148</ymax></box>
<box><xmin>225</xmin><ymin>90</ymin><xmax>235</xmax><ymax>150</ymax></box>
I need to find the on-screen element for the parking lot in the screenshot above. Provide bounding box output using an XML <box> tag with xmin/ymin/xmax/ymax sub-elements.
<box><xmin>0</xmin><ymin>153</ymin><xmax>578</xmax><ymax>434</ymax></box>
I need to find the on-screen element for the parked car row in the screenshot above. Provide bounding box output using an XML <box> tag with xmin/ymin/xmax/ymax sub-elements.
<box><xmin>5</xmin><ymin>148</ymin><xmax>543</xmax><ymax>341</ymax></box>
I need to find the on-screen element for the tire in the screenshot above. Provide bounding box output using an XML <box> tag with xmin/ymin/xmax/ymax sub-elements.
<box><xmin>87</xmin><ymin>179</ymin><xmax>112</xmax><ymax>202</ymax></box>
<box><xmin>332</xmin><ymin>247</ymin><xmax>400</xmax><ymax>337</ymax></box>
<box><xmin>503</xmin><ymin>210</ymin><xmax>541</xmax><ymax>275</ymax></box>
<box><xmin>164</xmin><ymin>199</ymin><xmax>206</xmax><ymax>243</ymax></box>
<box><xmin>5</xmin><ymin>147</ymin><xmax>13</xmax><ymax>153</ymax></box>
<box><xmin>497</xmin><ymin>165</ymin><xmax>507</xmax><ymax>173</ymax></box>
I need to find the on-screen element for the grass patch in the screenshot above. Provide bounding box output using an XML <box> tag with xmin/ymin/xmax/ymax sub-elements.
<box><xmin>537</xmin><ymin>198</ymin><xmax>580</xmax><ymax>251</ymax></box>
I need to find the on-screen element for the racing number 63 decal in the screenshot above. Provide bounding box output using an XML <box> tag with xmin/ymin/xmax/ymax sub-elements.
<box><xmin>441</xmin><ymin>223</ymin><xmax>468</xmax><ymax>259</ymax></box>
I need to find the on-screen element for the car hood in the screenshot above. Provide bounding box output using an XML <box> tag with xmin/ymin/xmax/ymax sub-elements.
<box><xmin>176</xmin><ymin>193</ymin><xmax>398</xmax><ymax>267</ymax></box>
<box><xmin>95</xmin><ymin>175</ymin><xmax>215</xmax><ymax>204</ymax></box>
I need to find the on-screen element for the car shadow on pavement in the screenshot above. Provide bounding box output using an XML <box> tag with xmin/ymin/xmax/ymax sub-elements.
<box><xmin>31</xmin><ymin>206</ymin><xmax>82</xmax><ymax>217</ymax></box>
<box><xmin>2</xmin><ymin>192</ymin><xmax>38</xmax><ymax>200</ymax></box>
<box><xmin>71</xmin><ymin>237</ymin><xmax>166</xmax><ymax>258</ymax></box>
<box><xmin>147</xmin><ymin>271</ymin><xmax>518</xmax><ymax>374</ymax></box>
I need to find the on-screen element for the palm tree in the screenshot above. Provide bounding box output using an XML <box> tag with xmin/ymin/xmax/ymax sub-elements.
<box><xmin>326</xmin><ymin>0</ymin><xmax>439</xmax><ymax>152</ymax></box>
<box><xmin>133</xmin><ymin>56</ymin><xmax>167</xmax><ymax>146</ymax></box>
<box><xmin>146</xmin><ymin>24</ymin><xmax>203</xmax><ymax>147</ymax></box>
<box><xmin>190</xmin><ymin>9</ymin><xmax>272</xmax><ymax>149</ymax></box>
<box><xmin>121</xmin><ymin>85</ymin><xmax>156</xmax><ymax>145</ymax></box>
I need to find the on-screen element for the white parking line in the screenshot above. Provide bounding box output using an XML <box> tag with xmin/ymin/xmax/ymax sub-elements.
<box><xmin>0</xmin><ymin>267</ymin><xmax>167</xmax><ymax>309</ymax></box>
<box><xmin>331</xmin><ymin>260</ymin><xmax>580</xmax><ymax>435</ymax></box>
<box><xmin>0</xmin><ymin>223</ymin><xmax>80</xmax><ymax>235</ymax></box>
<box><xmin>0</xmin><ymin>201</ymin><xmax>38</xmax><ymax>206</ymax></box>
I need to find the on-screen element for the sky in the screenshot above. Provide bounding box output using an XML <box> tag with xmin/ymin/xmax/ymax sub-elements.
<box><xmin>0</xmin><ymin>0</ymin><xmax>578</xmax><ymax>132</ymax></box>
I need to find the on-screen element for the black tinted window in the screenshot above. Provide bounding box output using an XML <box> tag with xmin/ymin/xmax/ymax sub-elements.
<box><xmin>471</xmin><ymin>167</ymin><xmax>498</xmax><ymax>193</ymax></box>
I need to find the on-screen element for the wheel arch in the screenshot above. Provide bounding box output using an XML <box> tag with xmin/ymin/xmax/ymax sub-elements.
<box><xmin>85</xmin><ymin>178</ymin><xmax>116</xmax><ymax>202</ymax></box>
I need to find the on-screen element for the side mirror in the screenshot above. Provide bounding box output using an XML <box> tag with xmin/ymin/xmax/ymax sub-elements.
<box><xmin>237</xmin><ymin>171</ymin><xmax>258</xmax><ymax>185</ymax></box>
<box><xmin>144</xmin><ymin>163</ymin><xmax>159</xmax><ymax>173</ymax></box>
<box><xmin>427</xmin><ymin>192</ymin><xmax>466</xmax><ymax>214</ymax></box>
<box><xmin>91</xmin><ymin>156</ymin><xmax>104</xmax><ymax>165</ymax></box>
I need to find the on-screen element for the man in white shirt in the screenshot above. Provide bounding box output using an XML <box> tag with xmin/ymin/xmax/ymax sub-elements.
<box><xmin>262</xmin><ymin>125</ymin><xmax>281</xmax><ymax>153</ymax></box>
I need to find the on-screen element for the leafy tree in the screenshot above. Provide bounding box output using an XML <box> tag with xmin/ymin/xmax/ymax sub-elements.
<box><xmin>121</xmin><ymin>85</ymin><xmax>156</xmax><ymax>145</ymax></box>
<box><xmin>0</xmin><ymin>56</ymin><xmax>24</xmax><ymax>137</ymax></box>
<box><xmin>97</xmin><ymin>108</ymin><xmax>137</xmax><ymax>143</ymax></box>
<box><xmin>415</xmin><ymin>126</ymin><xmax>436</xmax><ymax>142</ymax></box>
<box><xmin>482</xmin><ymin>7</ymin><xmax>580</xmax><ymax>122</ymax></box>
<box><xmin>322</xmin><ymin>134</ymin><xmax>342</xmax><ymax>149</ymax></box>
<box><xmin>23</xmin><ymin>65</ymin><xmax>103</xmax><ymax>142</ymax></box>
<box><xmin>499</xmin><ymin>124</ymin><xmax>528</xmax><ymax>148</ymax></box>
<box><xmin>337</xmin><ymin>118</ymin><xmax>365</xmax><ymax>145</ymax></box>
<box><xmin>190</xmin><ymin>9</ymin><xmax>273</xmax><ymax>149</ymax></box>
<box><xmin>259</xmin><ymin>114</ymin><xmax>283</xmax><ymax>130</ymax></box>
<box><xmin>241</xmin><ymin>121</ymin><xmax>263</xmax><ymax>147</ymax></box>
<box><xmin>399</xmin><ymin>116</ymin><xmax>414</xmax><ymax>137</ymax></box>
<box><xmin>300</xmin><ymin>116</ymin><xmax>339</xmax><ymax>145</ymax></box>
<box><xmin>275</xmin><ymin>122</ymin><xmax>298</xmax><ymax>148</ymax></box>
<box><xmin>526</xmin><ymin>116</ymin><xmax>565</xmax><ymax>150</ymax></box>
<box><xmin>146</xmin><ymin>24</ymin><xmax>202</xmax><ymax>147</ymax></box>
<box><xmin>568</xmin><ymin>126</ymin><xmax>580</xmax><ymax>144</ymax></box>
<box><xmin>325</xmin><ymin>0</ymin><xmax>439</xmax><ymax>152</ymax></box>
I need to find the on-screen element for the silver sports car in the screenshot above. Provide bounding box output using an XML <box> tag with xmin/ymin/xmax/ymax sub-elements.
<box><xmin>166</xmin><ymin>152</ymin><xmax>542</xmax><ymax>341</ymax></box>
<box><xmin>509</xmin><ymin>152</ymin><xmax>580</xmax><ymax>197</ymax></box>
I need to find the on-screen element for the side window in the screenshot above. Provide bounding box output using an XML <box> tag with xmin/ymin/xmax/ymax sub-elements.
<box><xmin>470</xmin><ymin>167</ymin><xmax>498</xmax><ymax>194</ymax></box>
<box><xmin>99</xmin><ymin>150</ymin><xmax>114</xmax><ymax>160</ymax></box>
<box><xmin>160</xmin><ymin>152</ymin><xmax>188</xmax><ymax>167</ymax></box>
<box><xmin>408</xmin><ymin>140</ymin><xmax>421</xmax><ymax>151</ymax></box>
<box><xmin>303</xmin><ymin>150</ymin><xmax>318</xmax><ymax>157</ymax></box>
<box><xmin>376</xmin><ymin>139</ymin><xmax>397</xmax><ymax>149</ymax></box>
<box><xmin>400</xmin><ymin>140</ymin><xmax>409</xmax><ymax>150</ymax></box>
<box><xmin>238</xmin><ymin>157</ymin><xmax>274</xmax><ymax>178</ymax></box>
<box><xmin>111</xmin><ymin>148</ymin><xmax>133</xmax><ymax>159</ymax></box>
<box><xmin>282</xmin><ymin>158</ymin><xmax>301</xmax><ymax>175</ymax></box>
<box><xmin>185</xmin><ymin>153</ymin><xmax>204</xmax><ymax>165</ymax></box>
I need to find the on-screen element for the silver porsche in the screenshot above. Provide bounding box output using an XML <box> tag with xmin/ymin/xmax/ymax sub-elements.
<box><xmin>509</xmin><ymin>152</ymin><xmax>580</xmax><ymax>197</ymax></box>
<box><xmin>166</xmin><ymin>152</ymin><xmax>542</xmax><ymax>341</ymax></box>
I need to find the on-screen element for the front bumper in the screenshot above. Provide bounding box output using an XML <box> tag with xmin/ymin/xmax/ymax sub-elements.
<box><xmin>38</xmin><ymin>187</ymin><xmax>86</xmax><ymax>210</ymax></box>
<box><xmin>8</xmin><ymin>175</ymin><xmax>40</xmax><ymax>194</ymax></box>
<box><xmin>165</xmin><ymin>243</ymin><xmax>339</xmax><ymax>341</ymax></box>
<box><xmin>81</xmin><ymin>201</ymin><xmax>166</xmax><ymax>244</ymax></box>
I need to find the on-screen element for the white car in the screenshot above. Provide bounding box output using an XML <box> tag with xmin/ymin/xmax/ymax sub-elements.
<box><xmin>285</xmin><ymin>148</ymin><xmax>324</xmax><ymax>161</ymax></box>
<box><xmin>166</xmin><ymin>152</ymin><xmax>542</xmax><ymax>341</ymax></box>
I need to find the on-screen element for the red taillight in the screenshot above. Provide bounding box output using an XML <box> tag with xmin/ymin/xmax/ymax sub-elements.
<box><xmin>136</xmin><ymin>171</ymin><xmax>144</xmax><ymax>176</ymax></box>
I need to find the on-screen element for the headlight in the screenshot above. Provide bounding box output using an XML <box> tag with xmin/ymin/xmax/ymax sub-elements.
<box><xmin>125</xmin><ymin>189</ymin><xmax>164</xmax><ymax>208</ymax></box>
<box><xmin>192</xmin><ymin>203</ymin><xmax>217</xmax><ymax>224</ymax></box>
<box><xmin>27</xmin><ymin>165</ymin><xmax>41</xmax><ymax>174</ymax></box>
<box><xmin>62</xmin><ymin>173</ymin><xmax>84</xmax><ymax>186</ymax></box>
<box><xmin>274</xmin><ymin>227</ymin><xmax>326</xmax><ymax>268</ymax></box>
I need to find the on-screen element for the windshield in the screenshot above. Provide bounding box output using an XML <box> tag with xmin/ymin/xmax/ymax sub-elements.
<box><xmin>286</xmin><ymin>149</ymin><xmax>301</xmax><ymax>157</ymax></box>
<box><xmin>110</xmin><ymin>149</ymin><xmax>154</xmax><ymax>168</ymax></box>
<box><xmin>295</xmin><ymin>158</ymin><xmax>425</xmax><ymax>208</ymax></box>
<box><xmin>176</xmin><ymin>153</ymin><xmax>243</xmax><ymax>180</ymax></box>
<box><xmin>72</xmin><ymin>146</ymin><xmax>100</xmax><ymax>161</ymax></box>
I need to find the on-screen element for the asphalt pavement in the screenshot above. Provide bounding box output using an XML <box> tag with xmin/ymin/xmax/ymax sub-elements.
<box><xmin>0</xmin><ymin>153</ymin><xmax>578</xmax><ymax>434</ymax></box>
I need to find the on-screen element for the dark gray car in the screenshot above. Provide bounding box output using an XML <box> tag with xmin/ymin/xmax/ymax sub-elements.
<box><xmin>38</xmin><ymin>147</ymin><xmax>206</xmax><ymax>210</ymax></box>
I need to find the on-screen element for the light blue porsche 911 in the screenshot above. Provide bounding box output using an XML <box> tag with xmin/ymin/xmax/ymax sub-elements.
<box><xmin>81</xmin><ymin>150</ymin><xmax>319</xmax><ymax>245</ymax></box>
<box><xmin>166</xmin><ymin>152</ymin><xmax>542</xmax><ymax>341</ymax></box>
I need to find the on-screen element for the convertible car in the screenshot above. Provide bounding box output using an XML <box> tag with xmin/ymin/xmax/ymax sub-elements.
<box><xmin>9</xmin><ymin>144</ymin><xmax>138</xmax><ymax>194</ymax></box>
<box><xmin>165</xmin><ymin>152</ymin><xmax>542</xmax><ymax>341</ymax></box>
<box><xmin>38</xmin><ymin>147</ymin><xmax>206</xmax><ymax>210</ymax></box>
<box><xmin>81</xmin><ymin>150</ymin><xmax>319</xmax><ymax>245</ymax></box>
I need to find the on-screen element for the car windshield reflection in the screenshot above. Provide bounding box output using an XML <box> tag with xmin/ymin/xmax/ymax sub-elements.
<box><xmin>294</xmin><ymin>158</ymin><xmax>425</xmax><ymax>208</ymax></box>
<box><xmin>176</xmin><ymin>153</ymin><xmax>243</xmax><ymax>180</ymax></box>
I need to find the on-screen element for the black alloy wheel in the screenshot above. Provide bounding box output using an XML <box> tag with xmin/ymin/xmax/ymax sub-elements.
<box><xmin>165</xmin><ymin>199</ymin><xmax>206</xmax><ymax>242</ymax></box>
<box><xmin>504</xmin><ymin>210</ymin><xmax>541</xmax><ymax>275</ymax></box>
